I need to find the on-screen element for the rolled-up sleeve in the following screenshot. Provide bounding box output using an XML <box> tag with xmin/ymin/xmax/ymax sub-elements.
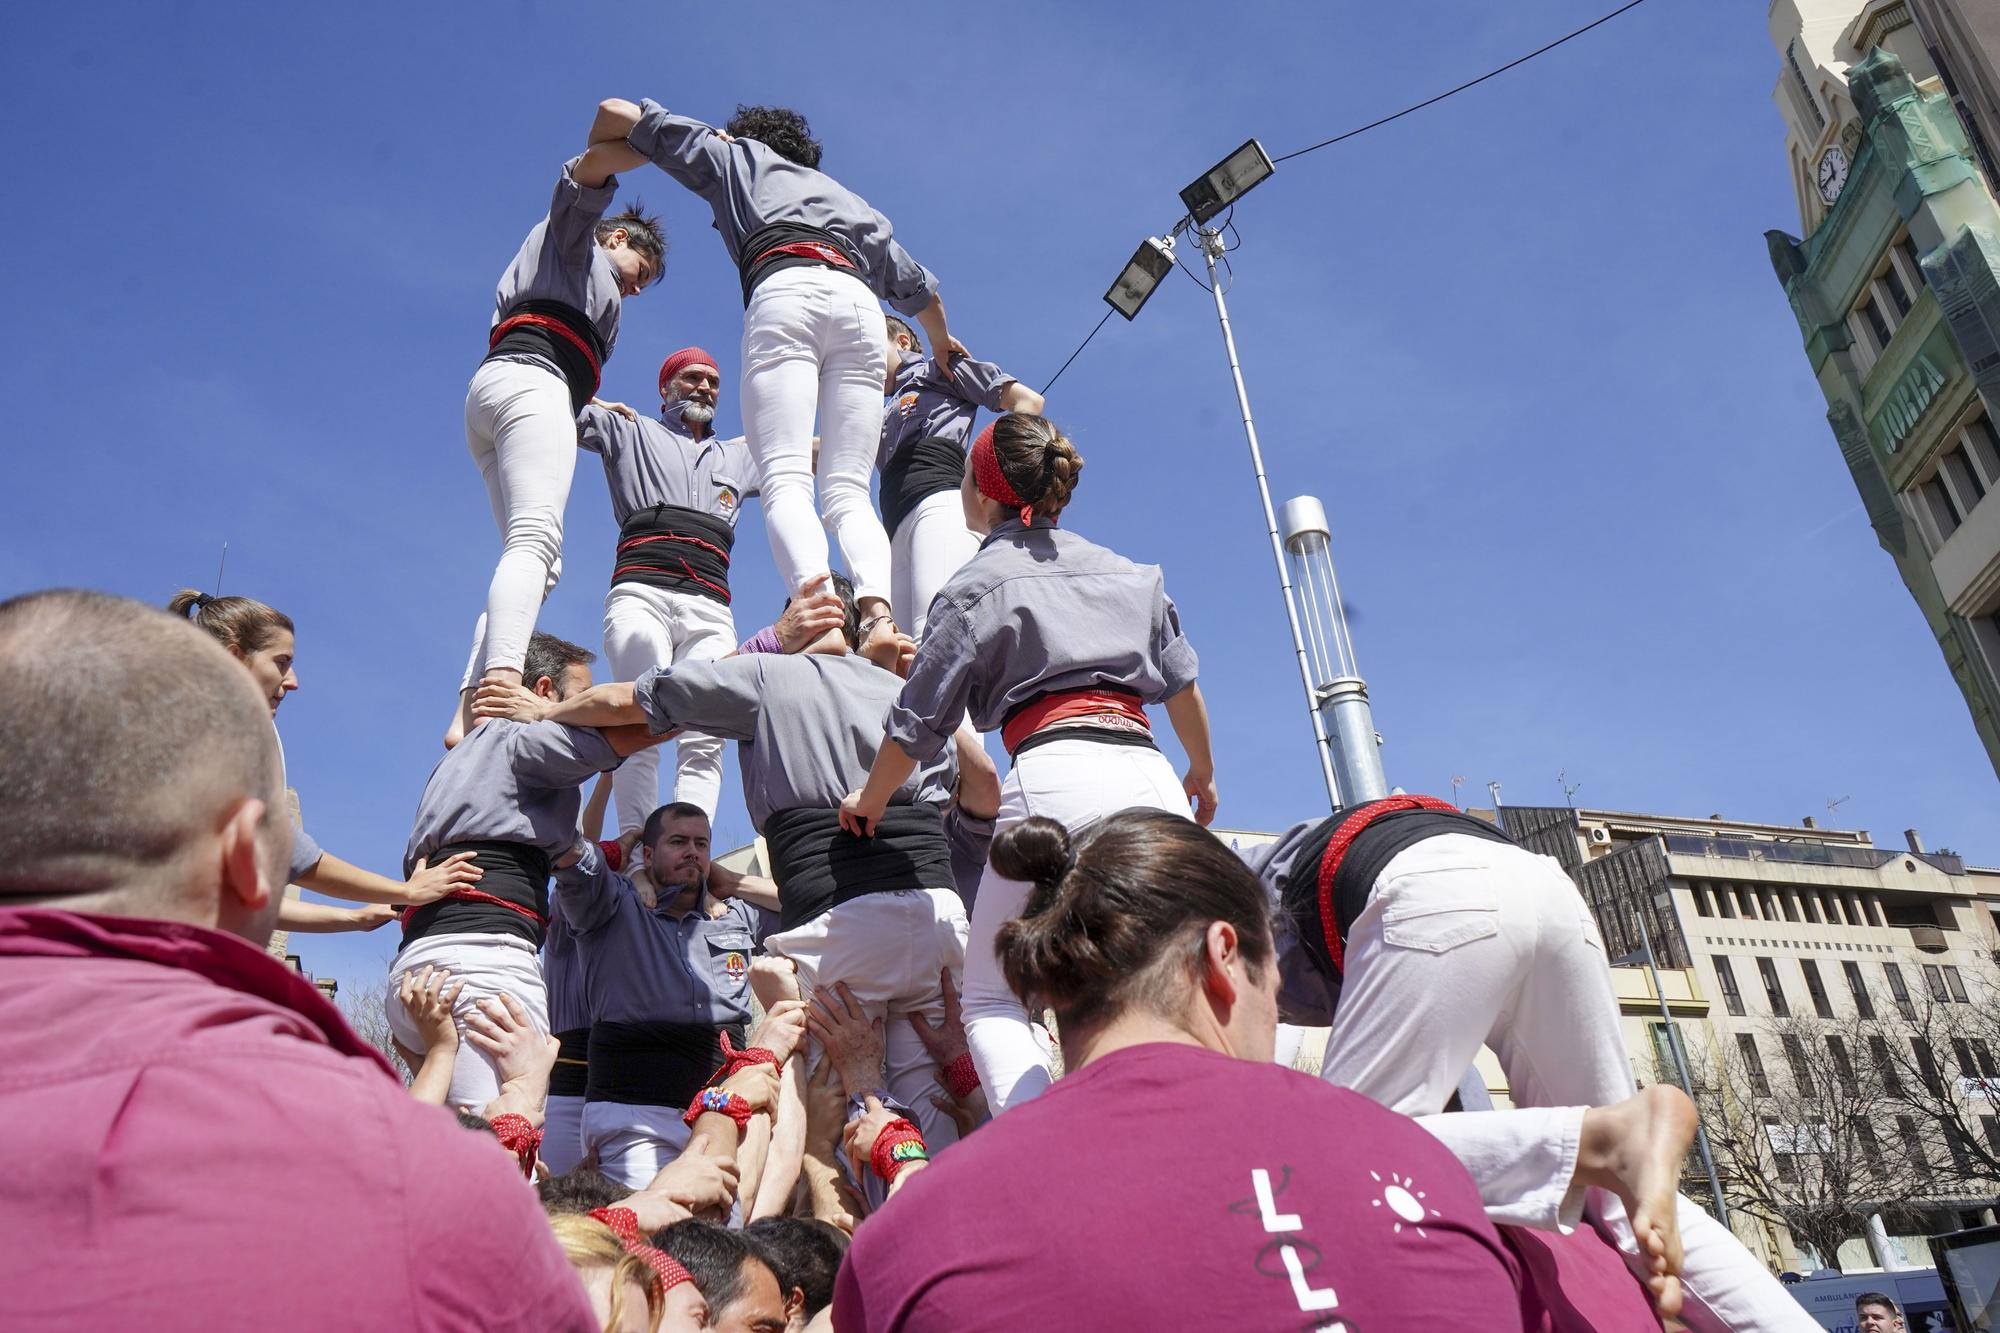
<box><xmin>510</xmin><ymin>721</ymin><xmax>622</xmax><ymax>788</ymax></box>
<box><xmin>947</xmin><ymin>357</ymin><xmax>1015</xmax><ymax>413</ymax></box>
<box><xmin>884</xmin><ymin>601</ymin><xmax>976</xmax><ymax>761</ymax></box>
<box><xmin>636</xmin><ymin>659</ymin><xmax>766</xmax><ymax>741</ymax></box>
<box><xmin>626</xmin><ymin>100</ymin><xmax>728</xmax><ymax>200</ymax></box>
<box><xmin>850</xmin><ymin>208</ymin><xmax>937</xmax><ymax>316</ymax></box>
<box><xmin>288</xmin><ymin>817</ymin><xmax>323</xmax><ymax>884</ymax></box>
<box><xmin>548</xmin><ymin>157</ymin><xmax>617</xmax><ymax>268</ymax></box>
<box><xmin>1154</xmin><ymin>587</ymin><xmax>1199</xmax><ymax>697</ymax></box>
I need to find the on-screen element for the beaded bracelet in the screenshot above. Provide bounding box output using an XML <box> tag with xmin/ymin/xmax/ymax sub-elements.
<box><xmin>942</xmin><ymin>1053</ymin><xmax>980</xmax><ymax>1101</ymax></box>
<box><xmin>869</xmin><ymin>1117</ymin><xmax>929</xmax><ymax>1185</ymax></box>
<box><xmin>681</xmin><ymin>1087</ymin><xmax>754</xmax><ymax>1132</ymax></box>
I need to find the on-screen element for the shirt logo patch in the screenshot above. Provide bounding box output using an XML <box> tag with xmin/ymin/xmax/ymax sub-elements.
<box><xmin>723</xmin><ymin>951</ymin><xmax>747</xmax><ymax>983</ymax></box>
<box><xmin>715</xmin><ymin>485</ymin><xmax>739</xmax><ymax>520</ymax></box>
<box><xmin>896</xmin><ymin>392</ymin><xmax>919</xmax><ymax>418</ymax></box>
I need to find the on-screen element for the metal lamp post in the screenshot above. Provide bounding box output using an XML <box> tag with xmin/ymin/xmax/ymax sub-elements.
<box><xmin>1278</xmin><ymin>495</ymin><xmax>1387</xmax><ymax>803</ymax></box>
<box><xmin>1619</xmin><ymin>902</ymin><xmax>1731</xmax><ymax>1228</ymax></box>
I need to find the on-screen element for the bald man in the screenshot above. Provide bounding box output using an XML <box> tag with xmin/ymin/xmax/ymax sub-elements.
<box><xmin>0</xmin><ymin>590</ymin><xmax>594</xmax><ymax>1330</ymax></box>
<box><xmin>580</xmin><ymin>347</ymin><xmax>762</xmax><ymax>828</ymax></box>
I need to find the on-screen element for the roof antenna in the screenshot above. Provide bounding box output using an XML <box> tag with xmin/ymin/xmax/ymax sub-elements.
<box><xmin>214</xmin><ymin>542</ymin><xmax>229</xmax><ymax>595</ymax></box>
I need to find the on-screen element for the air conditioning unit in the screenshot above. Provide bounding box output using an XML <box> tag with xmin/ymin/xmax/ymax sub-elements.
<box><xmin>1589</xmin><ymin>827</ymin><xmax>1613</xmax><ymax>846</ymax></box>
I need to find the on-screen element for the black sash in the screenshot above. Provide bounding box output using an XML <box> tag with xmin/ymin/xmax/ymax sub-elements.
<box><xmin>613</xmin><ymin>503</ymin><xmax>736</xmax><ymax>604</ymax></box>
<box><xmin>398</xmin><ymin>840</ymin><xmax>552</xmax><ymax>951</ymax></box>
<box><xmin>586</xmin><ymin>1019</ymin><xmax>744</xmax><ymax>1109</ymax></box>
<box><xmin>761</xmin><ymin>804</ymin><xmax>955</xmax><ymax>931</ymax></box>
<box><xmin>738</xmin><ymin>221</ymin><xmax>864</xmax><ymax>306</ymax></box>
<box><xmin>880</xmin><ymin>436</ymin><xmax>968</xmax><ymax>538</ymax></box>
<box><xmin>551</xmin><ymin>1027</ymin><xmax>590</xmax><ymax>1099</ymax></box>
<box><xmin>482</xmin><ymin>299</ymin><xmax>607</xmax><ymax>414</ymax></box>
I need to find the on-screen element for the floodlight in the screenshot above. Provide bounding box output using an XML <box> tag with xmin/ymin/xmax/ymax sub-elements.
<box><xmin>1103</xmin><ymin>236</ymin><xmax>1176</xmax><ymax>320</ymax></box>
<box><xmin>1179</xmin><ymin>139</ymin><xmax>1274</xmax><ymax>225</ymax></box>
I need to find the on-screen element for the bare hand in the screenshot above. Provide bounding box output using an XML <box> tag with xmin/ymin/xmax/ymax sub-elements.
<box><xmin>776</xmin><ymin>573</ymin><xmax>848</xmax><ymax>652</ymax></box>
<box><xmin>930</xmin><ymin>1090</ymin><xmax>980</xmax><ymax>1139</ymax></box>
<box><xmin>399</xmin><ymin>965</ymin><xmax>464</xmax><ymax>1049</ymax></box>
<box><xmin>1183</xmin><ymin>768</ymin><xmax>1218</xmax><ymax>826</ymax></box>
<box><xmin>464</xmin><ymin>994</ymin><xmax>558</xmax><ymax>1093</ymax></box>
<box><xmin>591</xmin><ymin>396</ymin><xmax>639</xmax><ymax>423</ymax></box>
<box><xmin>933</xmin><ymin>335</ymin><xmax>970</xmax><ymax>380</ymax></box>
<box><xmin>906</xmin><ymin>969</ymin><xmax>969</xmax><ymax>1070</ymax></box>
<box><xmin>751</xmin><ymin>998</ymin><xmax>809</xmax><ymax>1066</ymax></box>
<box><xmin>472</xmin><ymin>680</ymin><xmax>550</xmax><ymax>723</ymax></box>
<box><xmin>838</xmin><ymin>789</ymin><xmax>883</xmax><ymax>838</ymax></box>
<box><xmin>807</xmin><ymin>981</ymin><xmax>885</xmax><ymax>1097</ymax></box>
<box><xmin>718</xmin><ymin>1061</ymin><xmax>782</xmax><ymax>1115</ymax></box>
<box><xmin>403</xmin><ymin>851</ymin><xmax>482</xmax><ymax>906</ymax></box>
<box><xmin>352</xmin><ymin>904</ymin><xmax>400</xmax><ymax>931</ymax></box>
<box><xmin>803</xmin><ymin>1058</ymin><xmax>848</xmax><ymax>1155</ymax></box>
<box><xmin>633</xmin><ymin>1133</ymin><xmax>739</xmax><ymax>1220</ymax></box>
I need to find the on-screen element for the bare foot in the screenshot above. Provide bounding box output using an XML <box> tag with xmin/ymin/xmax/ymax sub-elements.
<box><xmin>1578</xmin><ymin>1083</ymin><xmax>1697</xmax><ymax>1319</ymax></box>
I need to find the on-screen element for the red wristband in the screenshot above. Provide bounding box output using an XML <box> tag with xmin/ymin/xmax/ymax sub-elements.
<box><xmin>682</xmin><ymin>1088</ymin><xmax>755</xmax><ymax>1132</ymax></box>
<box><xmin>598</xmin><ymin>839</ymin><xmax>624</xmax><ymax>872</ymax></box>
<box><xmin>943</xmin><ymin>1053</ymin><xmax>980</xmax><ymax>1101</ymax></box>
<box><xmin>489</xmin><ymin>1112</ymin><xmax>542</xmax><ymax>1179</ymax></box>
<box><xmin>713</xmin><ymin>1030</ymin><xmax>779</xmax><ymax>1083</ymax></box>
<box><xmin>870</xmin><ymin>1117</ymin><xmax>929</xmax><ymax>1184</ymax></box>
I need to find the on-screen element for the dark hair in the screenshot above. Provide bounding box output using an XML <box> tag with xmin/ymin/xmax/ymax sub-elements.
<box><xmin>596</xmin><ymin>206</ymin><xmax>666</xmax><ymax>283</ymax></box>
<box><xmin>522</xmin><ymin>630</ymin><xmax>594</xmax><ymax>696</ymax></box>
<box><xmin>453</xmin><ymin>1108</ymin><xmax>492</xmax><ymax>1134</ymax></box>
<box><xmin>988</xmin><ymin>413</ymin><xmax>1084</xmax><ymax>519</ymax></box>
<box><xmin>884</xmin><ymin>315</ymin><xmax>920</xmax><ymax>353</ymax></box>
<box><xmin>725</xmin><ymin>105</ymin><xmax>822</xmax><ymax>168</ymax></box>
<box><xmin>828</xmin><ymin>572</ymin><xmax>862</xmax><ymax>649</ymax></box>
<box><xmin>1854</xmin><ymin>1293</ymin><xmax>1899</xmax><ymax>1315</ymax></box>
<box><xmin>641</xmin><ymin>801</ymin><xmax>711</xmax><ymax>851</ymax></box>
<box><xmin>0</xmin><ymin>590</ymin><xmax>285</xmax><ymax>896</ymax></box>
<box><xmin>660</xmin><ymin>1220</ymin><xmax>773</xmax><ymax>1314</ymax></box>
<box><xmin>538</xmin><ymin>1166</ymin><xmax>628</xmax><ymax>1216</ymax></box>
<box><xmin>992</xmin><ymin>809</ymin><xmax>1274</xmax><ymax>1029</ymax></box>
<box><xmin>743</xmin><ymin>1218</ymin><xmax>846</xmax><ymax>1317</ymax></box>
<box><xmin>167</xmin><ymin>589</ymin><xmax>294</xmax><ymax>657</ymax></box>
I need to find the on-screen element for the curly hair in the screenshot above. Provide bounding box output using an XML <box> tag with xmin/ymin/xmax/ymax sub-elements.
<box><xmin>724</xmin><ymin>104</ymin><xmax>822</xmax><ymax>169</ymax></box>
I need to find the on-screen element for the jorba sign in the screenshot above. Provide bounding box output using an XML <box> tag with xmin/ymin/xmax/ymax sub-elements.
<box><xmin>1870</xmin><ymin>351</ymin><xmax>1948</xmax><ymax>455</ymax></box>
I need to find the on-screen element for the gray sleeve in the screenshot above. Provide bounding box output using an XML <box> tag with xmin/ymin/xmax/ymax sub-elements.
<box><xmin>944</xmin><ymin>357</ymin><xmax>1016</xmax><ymax>413</ymax></box>
<box><xmin>548</xmin><ymin>156</ymin><xmax>618</xmax><ymax>270</ymax></box>
<box><xmin>636</xmin><ymin>658</ymin><xmax>768</xmax><ymax>741</ymax></box>
<box><xmin>288</xmin><ymin>816</ymin><xmax>323</xmax><ymax>884</ymax></box>
<box><xmin>883</xmin><ymin>600</ymin><xmax>977</xmax><ymax>762</ymax></box>
<box><xmin>552</xmin><ymin>840</ymin><xmax>623</xmax><ymax>936</ymax></box>
<box><xmin>510</xmin><ymin>721</ymin><xmax>623</xmax><ymax>789</ymax></box>
<box><xmin>1154</xmin><ymin>586</ymin><xmax>1200</xmax><ymax>697</ymax></box>
<box><xmin>626</xmin><ymin>100</ymin><xmax>730</xmax><ymax>201</ymax></box>
<box><xmin>846</xmin><ymin>204</ymin><xmax>937</xmax><ymax>317</ymax></box>
<box><xmin>576</xmin><ymin>405</ymin><xmax>617</xmax><ymax>457</ymax></box>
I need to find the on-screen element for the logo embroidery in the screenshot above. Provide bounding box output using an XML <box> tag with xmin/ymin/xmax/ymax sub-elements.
<box><xmin>723</xmin><ymin>951</ymin><xmax>747</xmax><ymax>983</ymax></box>
<box><xmin>896</xmin><ymin>392</ymin><xmax>919</xmax><ymax>418</ymax></box>
<box><xmin>715</xmin><ymin>485</ymin><xmax>739</xmax><ymax>520</ymax></box>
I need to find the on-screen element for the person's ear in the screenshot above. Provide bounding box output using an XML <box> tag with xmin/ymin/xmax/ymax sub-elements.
<box><xmin>607</xmin><ymin>226</ymin><xmax>629</xmax><ymax>249</ymax></box>
<box><xmin>785</xmin><ymin>1288</ymin><xmax>805</xmax><ymax>1321</ymax></box>
<box><xmin>219</xmin><ymin>798</ymin><xmax>275</xmax><ymax>913</ymax></box>
<box><xmin>531</xmin><ymin>674</ymin><xmax>557</xmax><ymax>699</ymax></box>
<box><xmin>1202</xmin><ymin>920</ymin><xmax>1242</xmax><ymax>1007</ymax></box>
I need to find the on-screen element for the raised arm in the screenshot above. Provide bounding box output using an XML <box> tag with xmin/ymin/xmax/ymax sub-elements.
<box><xmin>550</xmin><ymin>838</ymin><xmax>626</xmax><ymax>936</ymax></box>
<box><xmin>1164</xmin><ymin>681</ymin><xmax>1216</xmax><ymax>826</ymax></box>
<box><xmin>475</xmin><ymin>679</ymin><xmax>644</xmax><ymax>728</ymax></box>
<box><xmin>999</xmin><ymin>381</ymin><xmax>1045</xmax><ymax>415</ymax></box>
<box><xmin>300</xmin><ymin>849</ymin><xmax>484</xmax><ymax>907</ymax></box>
<box><xmin>621</xmin><ymin>97</ymin><xmax>731</xmax><ymax>199</ymax></box>
<box><xmin>707</xmin><ymin>858</ymin><xmax>783</xmax><ymax>914</ymax></box>
<box><xmin>277</xmin><ymin>899</ymin><xmax>397</xmax><ymax>933</ymax></box>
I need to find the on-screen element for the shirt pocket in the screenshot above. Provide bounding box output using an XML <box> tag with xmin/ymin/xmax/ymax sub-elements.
<box><xmin>1377</xmin><ymin>865</ymin><xmax>1500</xmax><ymax>955</ymax></box>
<box><xmin>709</xmin><ymin>474</ymin><xmax>745</xmax><ymax>524</ymax></box>
<box><xmin>705</xmin><ymin>933</ymin><xmax>754</xmax><ymax>992</ymax></box>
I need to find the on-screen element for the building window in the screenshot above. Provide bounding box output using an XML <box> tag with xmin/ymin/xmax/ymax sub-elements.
<box><xmin>1843</xmin><ymin>960</ymin><xmax>1875</xmax><ymax>1019</ymax></box>
<box><xmin>1692</xmin><ymin>883</ymin><xmax>1713</xmax><ymax>918</ymax></box>
<box><xmin>1827</xmin><ymin>1035</ymin><xmax>1858</xmax><ymax>1093</ymax></box>
<box><xmin>1738</xmin><ymin>1033</ymin><xmax>1772</xmax><ymax>1096</ymax></box>
<box><xmin>1716</xmin><ymin>888</ymin><xmax>1737</xmax><ymax>920</ymax></box>
<box><xmin>1916</xmin><ymin>415</ymin><xmax>2000</xmax><ymax>552</ymax></box>
<box><xmin>1972</xmin><ymin>1039</ymin><xmax>1998</xmax><ymax>1079</ymax></box>
<box><xmin>1780</xmin><ymin>892</ymin><xmax>1800</xmax><ymax>924</ymax></box>
<box><xmin>1801</xmin><ymin>960</ymin><xmax>1835</xmax><ymax>1018</ymax></box>
<box><xmin>1858</xmin><ymin>1119</ymin><xmax>1886</xmax><ymax>1171</ymax></box>
<box><xmin>1870</xmin><ymin>1034</ymin><xmax>1904</xmax><ymax>1094</ymax></box>
<box><xmin>1864</xmin><ymin>896</ymin><xmax>1884</xmax><ymax>927</ymax></box>
<box><xmin>1983</xmin><ymin>1115</ymin><xmax>2000</xmax><ymax>1156</ymax></box>
<box><xmin>1884</xmin><ymin>962</ymin><xmax>1915</xmax><ymax>1019</ymax></box>
<box><xmin>1944</xmin><ymin>965</ymin><xmax>1970</xmax><ymax>1003</ymax></box>
<box><xmin>1915</xmin><ymin>1039</ymin><xmax>1945</xmax><ymax>1095</ymax></box>
<box><xmin>1713</xmin><ymin>957</ymin><xmax>1746</xmax><ymax>1017</ymax></box>
<box><xmin>1896</xmin><ymin>235</ymin><xmax>1928</xmax><ymax>293</ymax></box>
<box><xmin>1897</xmin><ymin>1114</ymin><xmax>1932</xmax><ymax>1184</ymax></box>
<box><xmin>1766</xmin><ymin>1114</ymin><xmax>1801</xmax><ymax>1183</ymax></box>
<box><xmin>1783</xmin><ymin>1034</ymin><xmax>1815</xmax><ymax>1092</ymax></box>
<box><xmin>1923</xmin><ymin>964</ymin><xmax>1950</xmax><ymax>1002</ymax></box>
<box><xmin>1758</xmin><ymin>957</ymin><xmax>1790</xmax><ymax>1016</ymax></box>
<box><xmin>1953</xmin><ymin>1038</ymin><xmax>1980</xmax><ymax>1078</ymax></box>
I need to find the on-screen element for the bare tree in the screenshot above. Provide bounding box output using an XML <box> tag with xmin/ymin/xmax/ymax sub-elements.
<box><xmin>337</xmin><ymin>974</ymin><xmax>412</xmax><ymax>1087</ymax></box>
<box><xmin>1689</xmin><ymin>1014</ymin><xmax>1937</xmax><ymax>1269</ymax></box>
<box><xmin>1870</xmin><ymin>971</ymin><xmax>2000</xmax><ymax>1199</ymax></box>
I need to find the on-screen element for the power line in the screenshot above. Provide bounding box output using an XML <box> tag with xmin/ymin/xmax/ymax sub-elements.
<box><xmin>1271</xmin><ymin>0</ymin><xmax>1650</xmax><ymax>163</ymax></box>
<box><xmin>1042</xmin><ymin>308</ymin><xmax>1113</xmax><ymax>393</ymax></box>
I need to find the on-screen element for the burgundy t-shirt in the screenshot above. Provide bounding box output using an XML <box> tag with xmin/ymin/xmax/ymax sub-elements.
<box><xmin>834</xmin><ymin>1042</ymin><xmax>1528</xmax><ymax>1332</ymax></box>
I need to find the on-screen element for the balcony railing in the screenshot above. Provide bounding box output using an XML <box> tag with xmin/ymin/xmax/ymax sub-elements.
<box><xmin>1662</xmin><ymin>833</ymin><xmax>1964</xmax><ymax>876</ymax></box>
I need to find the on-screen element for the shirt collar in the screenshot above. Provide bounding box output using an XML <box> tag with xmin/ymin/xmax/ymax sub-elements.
<box><xmin>978</xmin><ymin>515</ymin><xmax>1055</xmax><ymax>549</ymax></box>
<box><xmin>657</xmin><ymin>398</ymin><xmax>714</xmax><ymax>442</ymax></box>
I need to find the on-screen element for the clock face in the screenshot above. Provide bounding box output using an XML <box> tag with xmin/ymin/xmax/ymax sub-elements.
<box><xmin>1817</xmin><ymin>144</ymin><xmax>1849</xmax><ymax>204</ymax></box>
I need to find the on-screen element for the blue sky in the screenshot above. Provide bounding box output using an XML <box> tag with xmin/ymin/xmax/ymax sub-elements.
<box><xmin>5</xmin><ymin>0</ymin><xmax>1994</xmax><ymax>993</ymax></box>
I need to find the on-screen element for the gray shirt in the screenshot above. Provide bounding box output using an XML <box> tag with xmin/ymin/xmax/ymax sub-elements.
<box><xmin>1239</xmin><ymin>821</ymin><xmax>1339</xmax><ymax>1026</ymax></box>
<box><xmin>944</xmin><ymin>806</ymin><xmax>996</xmax><ymax>905</ymax></box>
<box><xmin>636</xmin><ymin>653</ymin><xmax>955</xmax><ymax>830</ymax></box>
<box><xmin>402</xmin><ymin>719</ymin><xmax>623</xmax><ymax>875</ymax></box>
<box><xmin>577</xmin><ymin>400</ymin><xmax>760</xmax><ymax>527</ymax></box>
<box><xmin>878</xmin><ymin>350</ymin><xmax>1016</xmax><ymax>470</ymax></box>
<box><xmin>544</xmin><ymin>901</ymin><xmax>592</xmax><ymax>1034</ymax></box>
<box><xmin>626</xmin><ymin>101</ymin><xmax>937</xmax><ymax>317</ymax></box>
<box><xmin>491</xmin><ymin>157</ymin><xmax>627</xmax><ymax>376</ymax></box>
<box><xmin>553</xmin><ymin>841</ymin><xmax>769</xmax><ymax>1028</ymax></box>
<box><xmin>884</xmin><ymin>519</ymin><xmax>1201</xmax><ymax>761</ymax></box>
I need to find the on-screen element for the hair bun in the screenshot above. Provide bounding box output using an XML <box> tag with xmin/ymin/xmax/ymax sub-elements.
<box><xmin>989</xmin><ymin>815</ymin><xmax>1073</xmax><ymax>890</ymax></box>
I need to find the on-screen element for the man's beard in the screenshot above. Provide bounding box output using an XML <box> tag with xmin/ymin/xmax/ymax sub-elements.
<box><xmin>673</xmin><ymin>398</ymin><xmax>717</xmax><ymax>426</ymax></box>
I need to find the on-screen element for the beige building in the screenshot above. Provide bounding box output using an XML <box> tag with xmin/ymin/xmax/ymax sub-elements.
<box><xmin>1908</xmin><ymin>0</ymin><xmax>2000</xmax><ymax>188</ymax></box>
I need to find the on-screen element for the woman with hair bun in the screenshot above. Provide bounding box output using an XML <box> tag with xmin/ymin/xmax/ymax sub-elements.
<box><xmin>839</xmin><ymin>413</ymin><xmax>1217</xmax><ymax>1113</ymax></box>
<box><xmin>168</xmin><ymin>590</ymin><xmax>481</xmax><ymax>933</ymax></box>
<box><xmin>831</xmin><ymin>809</ymin><xmax>1534</xmax><ymax>1331</ymax></box>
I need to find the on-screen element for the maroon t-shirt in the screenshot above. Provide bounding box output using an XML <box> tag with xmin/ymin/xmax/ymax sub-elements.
<box><xmin>834</xmin><ymin>1042</ymin><xmax>1528</xmax><ymax>1332</ymax></box>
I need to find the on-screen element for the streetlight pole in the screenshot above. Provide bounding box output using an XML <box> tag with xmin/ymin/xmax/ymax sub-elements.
<box><xmin>1630</xmin><ymin>905</ymin><xmax>1731</xmax><ymax>1229</ymax></box>
<box><xmin>1194</xmin><ymin>223</ymin><xmax>1342</xmax><ymax>807</ymax></box>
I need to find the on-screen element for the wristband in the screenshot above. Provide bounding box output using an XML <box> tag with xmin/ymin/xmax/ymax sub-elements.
<box><xmin>713</xmin><ymin>1030</ymin><xmax>779</xmax><ymax>1083</ymax></box>
<box><xmin>598</xmin><ymin>839</ymin><xmax>624</xmax><ymax>873</ymax></box>
<box><xmin>489</xmin><ymin>1112</ymin><xmax>542</xmax><ymax>1179</ymax></box>
<box><xmin>682</xmin><ymin>1087</ymin><xmax>755</xmax><ymax>1132</ymax></box>
<box><xmin>943</xmin><ymin>1053</ymin><xmax>980</xmax><ymax>1101</ymax></box>
<box><xmin>869</xmin><ymin>1116</ymin><xmax>928</xmax><ymax>1185</ymax></box>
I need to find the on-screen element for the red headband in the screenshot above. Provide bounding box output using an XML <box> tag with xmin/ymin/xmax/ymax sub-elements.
<box><xmin>658</xmin><ymin>347</ymin><xmax>719</xmax><ymax>396</ymax></box>
<box><xmin>971</xmin><ymin>422</ymin><xmax>1036</xmax><ymax>527</ymax></box>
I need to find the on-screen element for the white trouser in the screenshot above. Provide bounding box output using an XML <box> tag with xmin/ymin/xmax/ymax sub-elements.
<box><xmin>387</xmin><ymin>933</ymin><xmax>549</xmax><ymax>1111</ymax></box>
<box><xmin>890</xmin><ymin>489</ymin><xmax>979</xmax><ymax>640</ymax></box>
<box><xmin>1320</xmin><ymin>834</ymin><xmax>1815</xmax><ymax>1333</ymax></box>
<box><xmin>584</xmin><ymin>1099</ymin><xmax>693</xmax><ymax>1190</ymax></box>
<box><xmin>460</xmin><ymin>358</ymin><xmax>577</xmax><ymax>686</ymax></box>
<box><xmin>763</xmin><ymin>889</ymin><xmax>970</xmax><ymax>1152</ymax></box>
<box><xmin>542</xmin><ymin>1094</ymin><xmax>586</xmax><ymax>1177</ymax></box>
<box><xmin>602</xmin><ymin>581</ymin><xmax>738</xmax><ymax>826</ymax></box>
<box><xmin>963</xmin><ymin>738</ymin><xmax>1188</xmax><ymax>1113</ymax></box>
<box><xmin>740</xmin><ymin>266</ymin><xmax>892</xmax><ymax>605</ymax></box>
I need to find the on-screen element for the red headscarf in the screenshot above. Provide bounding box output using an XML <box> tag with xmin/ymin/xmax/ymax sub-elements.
<box><xmin>658</xmin><ymin>347</ymin><xmax>719</xmax><ymax>397</ymax></box>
